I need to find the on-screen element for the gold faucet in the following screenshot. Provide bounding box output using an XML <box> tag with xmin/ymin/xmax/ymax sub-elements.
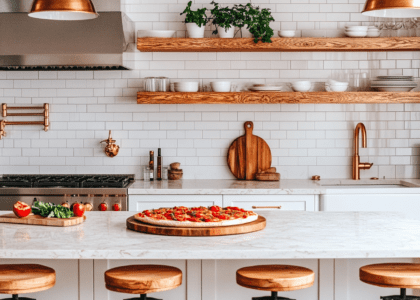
<box><xmin>353</xmin><ymin>123</ymin><xmax>373</xmax><ymax>180</ymax></box>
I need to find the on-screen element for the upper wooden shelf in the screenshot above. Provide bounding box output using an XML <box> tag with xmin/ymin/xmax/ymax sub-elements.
<box><xmin>137</xmin><ymin>37</ymin><xmax>420</xmax><ymax>52</ymax></box>
<box><xmin>137</xmin><ymin>91</ymin><xmax>420</xmax><ymax>104</ymax></box>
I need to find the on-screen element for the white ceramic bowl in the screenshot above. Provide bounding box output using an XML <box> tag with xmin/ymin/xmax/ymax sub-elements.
<box><xmin>291</xmin><ymin>81</ymin><xmax>311</xmax><ymax>92</ymax></box>
<box><xmin>374</xmin><ymin>86</ymin><xmax>416</xmax><ymax>92</ymax></box>
<box><xmin>345</xmin><ymin>31</ymin><xmax>367</xmax><ymax>38</ymax></box>
<box><xmin>138</xmin><ymin>30</ymin><xmax>176</xmax><ymax>38</ymax></box>
<box><xmin>279</xmin><ymin>30</ymin><xmax>296</xmax><ymax>38</ymax></box>
<box><xmin>326</xmin><ymin>84</ymin><xmax>348</xmax><ymax>92</ymax></box>
<box><xmin>210</xmin><ymin>81</ymin><xmax>231</xmax><ymax>92</ymax></box>
<box><xmin>367</xmin><ymin>31</ymin><xmax>381</xmax><ymax>37</ymax></box>
<box><xmin>345</xmin><ymin>26</ymin><xmax>368</xmax><ymax>31</ymax></box>
<box><xmin>174</xmin><ymin>82</ymin><xmax>199</xmax><ymax>92</ymax></box>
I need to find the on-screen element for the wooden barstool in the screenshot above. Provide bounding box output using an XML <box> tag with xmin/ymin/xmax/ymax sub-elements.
<box><xmin>236</xmin><ymin>265</ymin><xmax>315</xmax><ymax>300</ymax></box>
<box><xmin>0</xmin><ymin>264</ymin><xmax>56</xmax><ymax>300</ymax></box>
<box><xmin>105</xmin><ymin>265</ymin><xmax>182</xmax><ymax>300</ymax></box>
<box><xmin>360</xmin><ymin>263</ymin><xmax>420</xmax><ymax>300</ymax></box>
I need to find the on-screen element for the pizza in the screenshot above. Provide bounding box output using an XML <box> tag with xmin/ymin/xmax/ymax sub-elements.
<box><xmin>134</xmin><ymin>206</ymin><xmax>258</xmax><ymax>227</ymax></box>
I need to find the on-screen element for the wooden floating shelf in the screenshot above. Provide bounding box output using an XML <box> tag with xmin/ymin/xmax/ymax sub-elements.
<box><xmin>137</xmin><ymin>37</ymin><xmax>420</xmax><ymax>52</ymax></box>
<box><xmin>137</xmin><ymin>92</ymin><xmax>420</xmax><ymax>104</ymax></box>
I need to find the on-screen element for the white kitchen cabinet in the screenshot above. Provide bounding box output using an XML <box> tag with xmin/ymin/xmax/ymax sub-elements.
<box><xmin>321</xmin><ymin>194</ymin><xmax>420</xmax><ymax>219</ymax></box>
<box><xmin>223</xmin><ymin>195</ymin><xmax>318</xmax><ymax>211</ymax></box>
<box><xmin>321</xmin><ymin>193</ymin><xmax>420</xmax><ymax>300</ymax></box>
<box><xmin>128</xmin><ymin>195</ymin><xmax>223</xmax><ymax>212</ymax></box>
<box><xmin>204</xmin><ymin>259</ymin><xmax>319</xmax><ymax>300</ymax></box>
<box><xmin>0</xmin><ymin>259</ymin><xmax>81</xmax><ymax>300</ymax></box>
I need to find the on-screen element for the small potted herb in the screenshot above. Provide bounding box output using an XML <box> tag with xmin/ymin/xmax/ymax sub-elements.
<box><xmin>210</xmin><ymin>1</ymin><xmax>235</xmax><ymax>38</ymax></box>
<box><xmin>181</xmin><ymin>1</ymin><xmax>209</xmax><ymax>38</ymax></box>
<box><xmin>233</xmin><ymin>3</ymin><xmax>275</xmax><ymax>43</ymax></box>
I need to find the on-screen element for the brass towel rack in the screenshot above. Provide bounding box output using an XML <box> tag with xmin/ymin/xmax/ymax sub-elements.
<box><xmin>0</xmin><ymin>103</ymin><xmax>49</xmax><ymax>139</ymax></box>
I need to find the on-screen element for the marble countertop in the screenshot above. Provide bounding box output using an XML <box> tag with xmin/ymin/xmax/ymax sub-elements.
<box><xmin>1</xmin><ymin>211</ymin><xmax>420</xmax><ymax>260</ymax></box>
<box><xmin>129</xmin><ymin>179</ymin><xmax>420</xmax><ymax>195</ymax></box>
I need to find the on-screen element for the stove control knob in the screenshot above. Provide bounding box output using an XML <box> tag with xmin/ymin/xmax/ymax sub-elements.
<box><xmin>61</xmin><ymin>202</ymin><xmax>70</xmax><ymax>209</ymax></box>
<box><xmin>112</xmin><ymin>203</ymin><xmax>121</xmax><ymax>211</ymax></box>
<box><xmin>84</xmin><ymin>203</ymin><xmax>93</xmax><ymax>212</ymax></box>
<box><xmin>98</xmin><ymin>203</ymin><xmax>108</xmax><ymax>211</ymax></box>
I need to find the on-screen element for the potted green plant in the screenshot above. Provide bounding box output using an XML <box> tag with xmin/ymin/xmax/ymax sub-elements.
<box><xmin>180</xmin><ymin>1</ymin><xmax>209</xmax><ymax>38</ymax></box>
<box><xmin>210</xmin><ymin>1</ymin><xmax>235</xmax><ymax>38</ymax></box>
<box><xmin>232</xmin><ymin>3</ymin><xmax>275</xmax><ymax>43</ymax></box>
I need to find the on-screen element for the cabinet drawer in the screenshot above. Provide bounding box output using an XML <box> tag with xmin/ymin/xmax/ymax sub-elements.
<box><xmin>223</xmin><ymin>195</ymin><xmax>315</xmax><ymax>211</ymax></box>
<box><xmin>129</xmin><ymin>195</ymin><xmax>223</xmax><ymax>212</ymax></box>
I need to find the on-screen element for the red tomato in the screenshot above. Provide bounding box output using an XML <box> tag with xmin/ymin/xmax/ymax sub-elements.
<box><xmin>13</xmin><ymin>201</ymin><xmax>31</xmax><ymax>218</ymax></box>
<box><xmin>144</xmin><ymin>210</ymin><xmax>152</xmax><ymax>217</ymax></box>
<box><xmin>210</xmin><ymin>206</ymin><xmax>221</xmax><ymax>212</ymax></box>
<box><xmin>112</xmin><ymin>204</ymin><xmax>121</xmax><ymax>212</ymax></box>
<box><xmin>73</xmin><ymin>203</ymin><xmax>85</xmax><ymax>217</ymax></box>
<box><xmin>98</xmin><ymin>203</ymin><xmax>108</xmax><ymax>211</ymax></box>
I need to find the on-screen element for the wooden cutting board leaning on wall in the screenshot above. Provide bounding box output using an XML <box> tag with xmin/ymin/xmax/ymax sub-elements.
<box><xmin>227</xmin><ymin>121</ymin><xmax>272</xmax><ymax>180</ymax></box>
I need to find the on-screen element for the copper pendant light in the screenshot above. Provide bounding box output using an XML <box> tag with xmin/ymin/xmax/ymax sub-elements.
<box><xmin>29</xmin><ymin>0</ymin><xmax>99</xmax><ymax>20</ymax></box>
<box><xmin>362</xmin><ymin>0</ymin><xmax>420</xmax><ymax>18</ymax></box>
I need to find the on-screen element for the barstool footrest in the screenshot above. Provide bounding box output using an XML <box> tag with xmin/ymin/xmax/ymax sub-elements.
<box><xmin>381</xmin><ymin>297</ymin><xmax>420</xmax><ymax>300</ymax></box>
<box><xmin>252</xmin><ymin>292</ymin><xmax>295</xmax><ymax>300</ymax></box>
<box><xmin>124</xmin><ymin>295</ymin><xmax>162</xmax><ymax>300</ymax></box>
<box><xmin>4</xmin><ymin>296</ymin><xmax>36</xmax><ymax>300</ymax></box>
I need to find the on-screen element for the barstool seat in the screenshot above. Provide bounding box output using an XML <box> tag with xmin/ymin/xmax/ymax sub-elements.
<box><xmin>105</xmin><ymin>265</ymin><xmax>182</xmax><ymax>300</ymax></box>
<box><xmin>236</xmin><ymin>265</ymin><xmax>315</xmax><ymax>300</ymax></box>
<box><xmin>360</xmin><ymin>263</ymin><xmax>420</xmax><ymax>300</ymax></box>
<box><xmin>0</xmin><ymin>264</ymin><xmax>56</xmax><ymax>300</ymax></box>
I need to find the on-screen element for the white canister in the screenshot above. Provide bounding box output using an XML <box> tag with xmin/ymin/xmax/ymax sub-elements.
<box><xmin>186</xmin><ymin>23</ymin><xmax>206</xmax><ymax>38</ymax></box>
<box><xmin>218</xmin><ymin>26</ymin><xmax>235</xmax><ymax>38</ymax></box>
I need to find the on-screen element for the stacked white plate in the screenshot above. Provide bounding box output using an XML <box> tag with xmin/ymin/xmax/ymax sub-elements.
<box><xmin>345</xmin><ymin>26</ymin><xmax>368</xmax><ymax>38</ymax></box>
<box><xmin>249</xmin><ymin>84</ymin><xmax>283</xmax><ymax>92</ymax></box>
<box><xmin>367</xmin><ymin>26</ymin><xmax>381</xmax><ymax>38</ymax></box>
<box><xmin>371</xmin><ymin>76</ymin><xmax>417</xmax><ymax>92</ymax></box>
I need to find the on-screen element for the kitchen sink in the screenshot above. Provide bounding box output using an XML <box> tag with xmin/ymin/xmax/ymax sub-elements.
<box><xmin>321</xmin><ymin>184</ymin><xmax>409</xmax><ymax>189</ymax></box>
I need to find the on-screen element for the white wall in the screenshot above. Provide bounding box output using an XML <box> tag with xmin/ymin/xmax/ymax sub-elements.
<box><xmin>0</xmin><ymin>0</ymin><xmax>419</xmax><ymax>180</ymax></box>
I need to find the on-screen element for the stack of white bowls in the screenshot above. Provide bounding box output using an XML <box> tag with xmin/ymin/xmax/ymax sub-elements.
<box><xmin>210</xmin><ymin>81</ymin><xmax>231</xmax><ymax>92</ymax></box>
<box><xmin>367</xmin><ymin>26</ymin><xmax>381</xmax><ymax>37</ymax></box>
<box><xmin>289</xmin><ymin>81</ymin><xmax>311</xmax><ymax>92</ymax></box>
<box><xmin>325</xmin><ymin>79</ymin><xmax>349</xmax><ymax>92</ymax></box>
<box><xmin>370</xmin><ymin>76</ymin><xmax>418</xmax><ymax>92</ymax></box>
<box><xmin>345</xmin><ymin>26</ymin><xmax>368</xmax><ymax>38</ymax></box>
<box><xmin>174</xmin><ymin>82</ymin><xmax>199</xmax><ymax>92</ymax></box>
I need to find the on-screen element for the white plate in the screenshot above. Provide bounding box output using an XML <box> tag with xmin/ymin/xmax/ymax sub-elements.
<box><xmin>371</xmin><ymin>80</ymin><xmax>417</xmax><ymax>86</ymax></box>
<box><xmin>377</xmin><ymin>76</ymin><xmax>414</xmax><ymax>81</ymax></box>
<box><xmin>250</xmin><ymin>86</ymin><xmax>283</xmax><ymax>91</ymax></box>
<box><xmin>345</xmin><ymin>31</ymin><xmax>367</xmax><ymax>38</ymax></box>
<box><xmin>138</xmin><ymin>30</ymin><xmax>176</xmax><ymax>38</ymax></box>
<box><xmin>373</xmin><ymin>86</ymin><xmax>416</xmax><ymax>92</ymax></box>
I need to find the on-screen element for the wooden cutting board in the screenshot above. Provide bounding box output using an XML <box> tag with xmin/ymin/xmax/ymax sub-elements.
<box><xmin>227</xmin><ymin>121</ymin><xmax>272</xmax><ymax>180</ymax></box>
<box><xmin>0</xmin><ymin>214</ymin><xmax>85</xmax><ymax>227</ymax></box>
<box><xmin>127</xmin><ymin>215</ymin><xmax>266</xmax><ymax>237</ymax></box>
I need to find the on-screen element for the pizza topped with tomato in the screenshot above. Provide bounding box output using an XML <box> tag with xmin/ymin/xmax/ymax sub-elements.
<box><xmin>134</xmin><ymin>206</ymin><xmax>258</xmax><ymax>227</ymax></box>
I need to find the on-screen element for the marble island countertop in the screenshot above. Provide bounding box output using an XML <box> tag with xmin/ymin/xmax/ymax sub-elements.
<box><xmin>1</xmin><ymin>211</ymin><xmax>420</xmax><ymax>260</ymax></box>
<box><xmin>129</xmin><ymin>179</ymin><xmax>420</xmax><ymax>195</ymax></box>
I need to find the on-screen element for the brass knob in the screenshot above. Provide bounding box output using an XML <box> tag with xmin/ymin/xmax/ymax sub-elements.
<box><xmin>61</xmin><ymin>202</ymin><xmax>70</xmax><ymax>209</ymax></box>
<box><xmin>312</xmin><ymin>175</ymin><xmax>321</xmax><ymax>181</ymax></box>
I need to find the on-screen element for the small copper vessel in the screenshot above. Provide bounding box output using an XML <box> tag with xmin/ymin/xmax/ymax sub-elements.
<box><xmin>101</xmin><ymin>130</ymin><xmax>120</xmax><ymax>158</ymax></box>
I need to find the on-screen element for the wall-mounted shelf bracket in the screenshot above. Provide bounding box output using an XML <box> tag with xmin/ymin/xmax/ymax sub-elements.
<box><xmin>0</xmin><ymin>103</ymin><xmax>50</xmax><ymax>139</ymax></box>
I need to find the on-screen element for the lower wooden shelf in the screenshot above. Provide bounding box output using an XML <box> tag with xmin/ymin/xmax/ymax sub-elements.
<box><xmin>137</xmin><ymin>92</ymin><xmax>420</xmax><ymax>104</ymax></box>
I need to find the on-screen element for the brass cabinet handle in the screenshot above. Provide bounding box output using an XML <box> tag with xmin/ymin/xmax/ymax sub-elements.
<box><xmin>252</xmin><ymin>206</ymin><xmax>282</xmax><ymax>209</ymax></box>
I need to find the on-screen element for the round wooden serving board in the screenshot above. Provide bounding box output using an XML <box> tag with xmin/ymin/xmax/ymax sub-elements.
<box><xmin>126</xmin><ymin>215</ymin><xmax>266</xmax><ymax>236</ymax></box>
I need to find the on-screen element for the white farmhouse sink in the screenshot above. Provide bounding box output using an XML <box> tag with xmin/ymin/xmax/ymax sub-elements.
<box><xmin>321</xmin><ymin>183</ymin><xmax>409</xmax><ymax>189</ymax></box>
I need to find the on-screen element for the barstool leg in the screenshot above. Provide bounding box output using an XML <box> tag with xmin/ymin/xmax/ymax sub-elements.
<box><xmin>252</xmin><ymin>292</ymin><xmax>296</xmax><ymax>300</ymax></box>
<box><xmin>380</xmin><ymin>288</ymin><xmax>420</xmax><ymax>300</ymax></box>
<box><xmin>124</xmin><ymin>294</ymin><xmax>162</xmax><ymax>300</ymax></box>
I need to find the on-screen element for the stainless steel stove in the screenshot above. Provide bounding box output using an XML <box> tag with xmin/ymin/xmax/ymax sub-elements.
<box><xmin>0</xmin><ymin>174</ymin><xmax>135</xmax><ymax>211</ymax></box>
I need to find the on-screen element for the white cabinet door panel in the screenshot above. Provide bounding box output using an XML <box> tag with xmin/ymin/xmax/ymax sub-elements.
<box><xmin>223</xmin><ymin>195</ymin><xmax>316</xmax><ymax>211</ymax></box>
<box><xmin>129</xmin><ymin>195</ymin><xmax>223</xmax><ymax>212</ymax></box>
<box><xmin>321</xmin><ymin>194</ymin><xmax>420</xmax><ymax>219</ymax></box>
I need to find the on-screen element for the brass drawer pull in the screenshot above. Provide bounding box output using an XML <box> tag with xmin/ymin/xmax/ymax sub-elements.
<box><xmin>252</xmin><ymin>206</ymin><xmax>282</xmax><ymax>209</ymax></box>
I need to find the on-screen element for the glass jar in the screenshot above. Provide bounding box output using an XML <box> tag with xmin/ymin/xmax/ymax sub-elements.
<box><xmin>162</xmin><ymin>167</ymin><xmax>169</xmax><ymax>180</ymax></box>
<box><xmin>143</xmin><ymin>166</ymin><xmax>151</xmax><ymax>181</ymax></box>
